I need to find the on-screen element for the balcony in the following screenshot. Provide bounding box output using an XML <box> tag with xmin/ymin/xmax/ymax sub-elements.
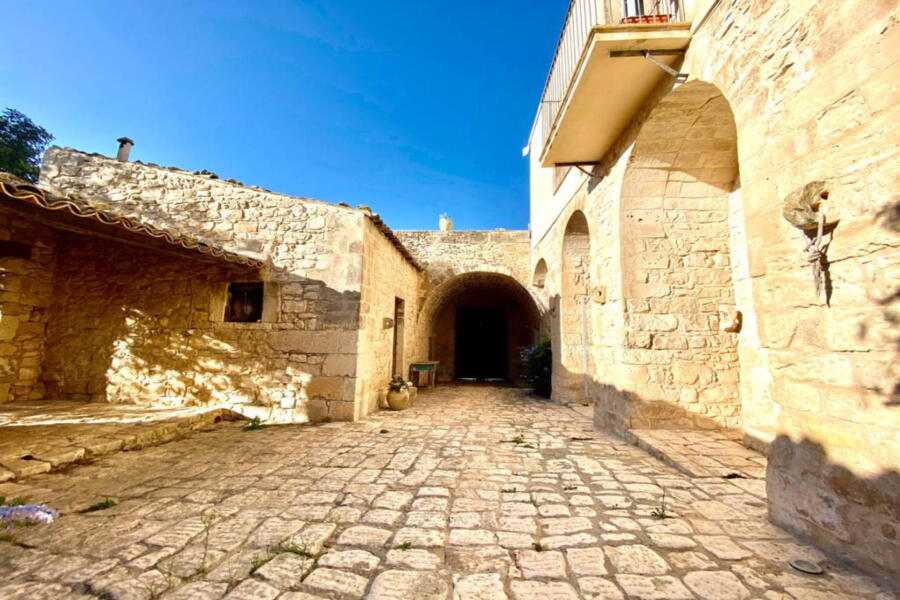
<box><xmin>536</xmin><ymin>0</ymin><xmax>692</xmax><ymax>167</ymax></box>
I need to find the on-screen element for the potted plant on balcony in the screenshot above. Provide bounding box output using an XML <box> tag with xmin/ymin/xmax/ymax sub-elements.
<box><xmin>386</xmin><ymin>376</ymin><xmax>412</xmax><ymax>411</ymax></box>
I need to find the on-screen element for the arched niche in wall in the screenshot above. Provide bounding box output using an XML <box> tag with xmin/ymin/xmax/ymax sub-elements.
<box><xmin>618</xmin><ymin>79</ymin><xmax>746</xmax><ymax>431</ymax></box>
<box><xmin>533</xmin><ymin>258</ymin><xmax>548</xmax><ymax>288</ymax></box>
<box><xmin>558</xmin><ymin>210</ymin><xmax>593</xmax><ymax>401</ymax></box>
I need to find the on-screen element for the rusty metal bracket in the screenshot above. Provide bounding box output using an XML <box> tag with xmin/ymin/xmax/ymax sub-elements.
<box><xmin>609</xmin><ymin>49</ymin><xmax>688</xmax><ymax>79</ymax></box>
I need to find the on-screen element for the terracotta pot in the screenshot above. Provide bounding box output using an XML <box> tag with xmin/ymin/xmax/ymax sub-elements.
<box><xmin>386</xmin><ymin>389</ymin><xmax>411</xmax><ymax>411</ymax></box>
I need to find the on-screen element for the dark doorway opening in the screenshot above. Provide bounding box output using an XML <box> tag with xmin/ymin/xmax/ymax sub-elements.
<box><xmin>455</xmin><ymin>307</ymin><xmax>508</xmax><ymax>381</ymax></box>
<box><xmin>391</xmin><ymin>297</ymin><xmax>405</xmax><ymax>377</ymax></box>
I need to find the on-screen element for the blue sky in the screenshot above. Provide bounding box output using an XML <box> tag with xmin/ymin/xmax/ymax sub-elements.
<box><xmin>2</xmin><ymin>1</ymin><xmax>567</xmax><ymax>230</ymax></box>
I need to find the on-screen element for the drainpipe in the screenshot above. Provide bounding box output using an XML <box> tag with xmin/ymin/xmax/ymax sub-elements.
<box><xmin>580</xmin><ymin>295</ymin><xmax>591</xmax><ymax>403</ymax></box>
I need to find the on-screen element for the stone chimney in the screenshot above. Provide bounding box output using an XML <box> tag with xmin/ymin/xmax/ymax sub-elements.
<box><xmin>116</xmin><ymin>137</ymin><xmax>134</xmax><ymax>162</ymax></box>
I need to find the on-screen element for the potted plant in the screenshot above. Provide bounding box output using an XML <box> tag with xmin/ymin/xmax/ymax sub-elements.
<box><xmin>439</xmin><ymin>213</ymin><xmax>453</xmax><ymax>231</ymax></box>
<box><xmin>386</xmin><ymin>376</ymin><xmax>411</xmax><ymax>410</ymax></box>
<box><xmin>520</xmin><ymin>340</ymin><xmax>552</xmax><ymax>398</ymax></box>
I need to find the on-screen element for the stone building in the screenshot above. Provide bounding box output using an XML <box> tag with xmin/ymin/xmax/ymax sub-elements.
<box><xmin>525</xmin><ymin>0</ymin><xmax>898</xmax><ymax>579</ymax></box>
<box><xmin>8</xmin><ymin>148</ymin><xmax>541</xmax><ymax>423</ymax></box>
<box><xmin>0</xmin><ymin>0</ymin><xmax>896</xmax><ymax>584</ymax></box>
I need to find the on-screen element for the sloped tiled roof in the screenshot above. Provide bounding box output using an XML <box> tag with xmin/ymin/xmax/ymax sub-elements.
<box><xmin>0</xmin><ymin>172</ymin><xmax>264</xmax><ymax>268</ymax></box>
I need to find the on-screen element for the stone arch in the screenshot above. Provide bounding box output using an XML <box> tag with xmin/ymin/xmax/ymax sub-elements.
<box><xmin>417</xmin><ymin>271</ymin><xmax>541</xmax><ymax>384</ymax></box>
<box><xmin>615</xmin><ymin>79</ymin><xmax>748</xmax><ymax>431</ymax></box>
<box><xmin>532</xmin><ymin>259</ymin><xmax>548</xmax><ymax>288</ymax></box>
<box><xmin>557</xmin><ymin>210</ymin><xmax>593</xmax><ymax>402</ymax></box>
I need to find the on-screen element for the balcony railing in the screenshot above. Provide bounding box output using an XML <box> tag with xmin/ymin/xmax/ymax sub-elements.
<box><xmin>537</xmin><ymin>0</ymin><xmax>683</xmax><ymax>153</ymax></box>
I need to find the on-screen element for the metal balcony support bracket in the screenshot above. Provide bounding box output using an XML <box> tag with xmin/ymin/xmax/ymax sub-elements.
<box><xmin>609</xmin><ymin>49</ymin><xmax>688</xmax><ymax>79</ymax></box>
<box><xmin>555</xmin><ymin>161</ymin><xmax>599</xmax><ymax>176</ymax></box>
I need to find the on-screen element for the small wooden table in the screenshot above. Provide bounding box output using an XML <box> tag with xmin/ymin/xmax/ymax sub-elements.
<box><xmin>409</xmin><ymin>361</ymin><xmax>440</xmax><ymax>388</ymax></box>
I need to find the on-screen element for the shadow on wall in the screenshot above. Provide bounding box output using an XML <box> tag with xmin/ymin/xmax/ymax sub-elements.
<box><xmin>41</xmin><ymin>233</ymin><xmax>363</xmax><ymax>423</ymax></box>
<box><xmin>873</xmin><ymin>200</ymin><xmax>900</xmax><ymax>406</ymax></box>
<box><xmin>767</xmin><ymin>434</ymin><xmax>900</xmax><ymax>581</ymax></box>
<box><xmin>540</xmin><ymin>358</ymin><xmax>900</xmax><ymax>582</ymax></box>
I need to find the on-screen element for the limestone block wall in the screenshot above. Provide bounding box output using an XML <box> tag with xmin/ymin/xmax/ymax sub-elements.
<box><xmin>684</xmin><ymin>0</ymin><xmax>899</xmax><ymax>577</ymax></box>
<box><xmin>530</xmin><ymin>178</ymin><xmax>628</xmax><ymax>408</ymax></box>
<box><xmin>396</xmin><ymin>230</ymin><xmax>531</xmax><ymax>289</ymax></box>
<box><xmin>355</xmin><ymin>218</ymin><xmax>421</xmax><ymax>418</ymax></box>
<box><xmin>395</xmin><ymin>230</ymin><xmax>539</xmax><ymax>381</ymax></box>
<box><xmin>616</xmin><ymin>83</ymin><xmax>742</xmax><ymax>430</ymax></box>
<box><xmin>40</xmin><ymin>147</ymin><xmax>370</xmax><ymax>421</ymax></box>
<box><xmin>0</xmin><ymin>209</ymin><xmax>55</xmax><ymax>403</ymax></box>
<box><xmin>41</xmin><ymin>231</ymin><xmax>291</xmax><ymax>411</ymax></box>
<box><xmin>528</xmin><ymin>0</ymin><xmax>899</xmax><ymax>578</ymax></box>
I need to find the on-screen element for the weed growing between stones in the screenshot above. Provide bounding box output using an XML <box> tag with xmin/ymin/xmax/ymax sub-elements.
<box><xmin>650</xmin><ymin>488</ymin><xmax>670</xmax><ymax>520</ymax></box>
<box><xmin>0</xmin><ymin>496</ymin><xmax>28</xmax><ymax>506</ymax></box>
<box><xmin>242</xmin><ymin>417</ymin><xmax>267</xmax><ymax>431</ymax></box>
<box><xmin>393</xmin><ymin>542</ymin><xmax>413</xmax><ymax>551</ymax></box>
<box><xmin>251</xmin><ymin>534</ymin><xmax>323</xmax><ymax>574</ymax></box>
<box><xmin>84</xmin><ymin>498</ymin><xmax>117</xmax><ymax>512</ymax></box>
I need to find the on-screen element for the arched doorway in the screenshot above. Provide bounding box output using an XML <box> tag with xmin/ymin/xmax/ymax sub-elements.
<box><xmin>558</xmin><ymin>211</ymin><xmax>593</xmax><ymax>402</ymax></box>
<box><xmin>418</xmin><ymin>272</ymin><xmax>540</xmax><ymax>384</ymax></box>
<box><xmin>617</xmin><ymin>79</ymin><xmax>752</xmax><ymax>431</ymax></box>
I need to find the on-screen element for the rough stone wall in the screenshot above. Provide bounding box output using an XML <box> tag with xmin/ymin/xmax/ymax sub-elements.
<box><xmin>686</xmin><ymin>0</ymin><xmax>899</xmax><ymax>577</ymax></box>
<box><xmin>558</xmin><ymin>213</ymin><xmax>593</xmax><ymax>401</ymax></box>
<box><xmin>355</xmin><ymin>218</ymin><xmax>421</xmax><ymax>418</ymax></box>
<box><xmin>40</xmin><ymin>147</ymin><xmax>369</xmax><ymax>421</ymax></box>
<box><xmin>0</xmin><ymin>208</ymin><xmax>55</xmax><ymax>403</ymax></box>
<box><xmin>531</xmin><ymin>177</ymin><xmax>628</xmax><ymax>409</ymax></box>
<box><xmin>617</xmin><ymin>84</ymin><xmax>742</xmax><ymax>430</ymax></box>
<box><xmin>529</xmin><ymin>0</ymin><xmax>899</xmax><ymax>577</ymax></box>
<box><xmin>396</xmin><ymin>230</ymin><xmax>532</xmax><ymax>289</ymax></box>
<box><xmin>41</xmin><ymin>231</ymin><xmax>294</xmax><ymax>411</ymax></box>
<box><xmin>395</xmin><ymin>230</ymin><xmax>538</xmax><ymax>375</ymax></box>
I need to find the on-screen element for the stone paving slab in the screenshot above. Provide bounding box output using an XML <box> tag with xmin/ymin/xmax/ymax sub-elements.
<box><xmin>0</xmin><ymin>401</ymin><xmax>240</xmax><ymax>482</ymax></box>
<box><xmin>626</xmin><ymin>429</ymin><xmax>768</xmax><ymax>481</ymax></box>
<box><xmin>0</xmin><ymin>386</ymin><xmax>896</xmax><ymax>599</ymax></box>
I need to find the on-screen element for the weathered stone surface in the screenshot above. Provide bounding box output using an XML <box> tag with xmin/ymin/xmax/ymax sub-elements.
<box><xmin>0</xmin><ymin>386</ymin><xmax>893</xmax><ymax>600</ymax></box>
<box><xmin>367</xmin><ymin>569</ymin><xmax>449</xmax><ymax>600</ymax></box>
<box><xmin>509</xmin><ymin>581</ymin><xmax>580</xmax><ymax>600</ymax></box>
<box><xmin>683</xmin><ymin>570</ymin><xmax>750</xmax><ymax>600</ymax></box>
<box><xmin>566</xmin><ymin>547</ymin><xmax>608</xmax><ymax>575</ymax></box>
<box><xmin>605</xmin><ymin>545</ymin><xmax>669</xmax><ymax>575</ymax></box>
<box><xmin>303</xmin><ymin>567</ymin><xmax>369</xmax><ymax>598</ymax></box>
<box><xmin>515</xmin><ymin>550</ymin><xmax>567</xmax><ymax>579</ymax></box>
<box><xmin>453</xmin><ymin>573</ymin><xmax>508</xmax><ymax>600</ymax></box>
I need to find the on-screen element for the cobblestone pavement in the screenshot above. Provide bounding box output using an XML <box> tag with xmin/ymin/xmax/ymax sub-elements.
<box><xmin>0</xmin><ymin>386</ymin><xmax>895</xmax><ymax>600</ymax></box>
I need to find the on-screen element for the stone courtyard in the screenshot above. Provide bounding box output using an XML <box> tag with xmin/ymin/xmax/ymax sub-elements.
<box><xmin>0</xmin><ymin>385</ymin><xmax>894</xmax><ymax>599</ymax></box>
<box><xmin>0</xmin><ymin>0</ymin><xmax>898</xmax><ymax>594</ymax></box>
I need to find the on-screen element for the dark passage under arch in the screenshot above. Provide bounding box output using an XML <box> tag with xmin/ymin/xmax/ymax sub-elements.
<box><xmin>420</xmin><ymin>272</ymin><xmax>540</xmax><ymax>384</ymax></box>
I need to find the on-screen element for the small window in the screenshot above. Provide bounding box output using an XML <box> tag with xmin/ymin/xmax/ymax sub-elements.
<box><xmin>225</xmin><ymin>282</ymin><xmax>264</xmax><ymax>322</ymax></box>
<box><xmin>0</xmin><ymin>241</ymin><xmax>32</xmax><ymax>259</ymax></box>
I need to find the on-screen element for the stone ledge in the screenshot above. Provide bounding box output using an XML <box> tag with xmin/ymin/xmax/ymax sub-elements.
<box><xmin>624</xmin><ymin>428</ymin><xmax>767</xmax><ymax>483</ymax></box>
<box><xmin>0</xmin><ymin>405</ymin><xmax>241</xmax><ymax>483</ymax></box>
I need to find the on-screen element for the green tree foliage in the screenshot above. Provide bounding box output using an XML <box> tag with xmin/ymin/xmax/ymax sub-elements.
<box><xmin>520</xmin><ymin>340</ymin><xmax>552</xmax><ymax>398</ymax></box>
<box><xmin>0</xmin><ymin>108</ymin><xmax>54</xmax><ymax>183</ymax></box>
